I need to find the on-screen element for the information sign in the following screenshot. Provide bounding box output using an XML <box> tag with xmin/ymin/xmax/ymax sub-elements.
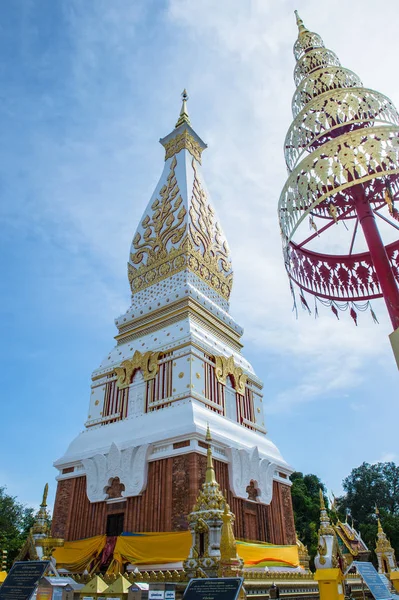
<box><xmin>182</xmin><ymin>578</ymin><xmax>243</xmax><ymax>600</ymax></box>
<box><xmin>0</xmin><ymin>561</ymin><xmax>49</xmax><ymax>600</ymax></box>
<box><xmin>352</xmin><ymin>561</ymin><xmax>394</xmax><ymax>600</ymax></box>
<box><xmin>148</xmin><ymin>592</ymin><xmax>164</xmax><ymax>600</ymax></box>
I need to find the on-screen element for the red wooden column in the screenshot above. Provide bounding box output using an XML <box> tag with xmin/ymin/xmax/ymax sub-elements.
<box><xmin>353</xmin><ymin>185</ymin><xmax>399</xmax><ymax>330</ymax></box>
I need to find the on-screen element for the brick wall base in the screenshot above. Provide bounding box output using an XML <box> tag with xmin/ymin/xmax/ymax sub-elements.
<box><xmin>51</xmin><ymin>453</ymin><xmax>295</xmax><ymax>545</ymax></box>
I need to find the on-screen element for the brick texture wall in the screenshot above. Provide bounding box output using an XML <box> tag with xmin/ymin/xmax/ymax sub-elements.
<box><xmin>51</xmin><ymin>453</ymin><xmax>296</xmax><ymax>545</ymax></box>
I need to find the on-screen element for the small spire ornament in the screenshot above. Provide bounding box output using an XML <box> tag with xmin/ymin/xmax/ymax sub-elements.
<box><xmin>294</xmin><ymin>10</ymin><xmax>308</xmax><ymax>35</ymax></box>
<box><xmin>175</xmin><ymin>89</ymin><xmax>191</xmax><ymax>128</ymax></box>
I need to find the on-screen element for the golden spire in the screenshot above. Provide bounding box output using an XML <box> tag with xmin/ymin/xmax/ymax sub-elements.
<box><xmin>31</xmin><ymin>484</ymin><xmax>50</xmax><ymax>536</ymax></box>
<box><xmin>41</xmin><ymin>483</ymin><xmax>48</xmax><ymax>508</ymax></box>
<box><xmin>175</xmin><ymin>89</ymin><xmax>191</xmax><ymax>128</ymax></box>
<box><xmin>319</xmin><ymin>488</ymin><xmax>326</xmax><ymax>511</ymax></box>
<box><xmin>205</xmin><ymin>425</ymin><xmax>217</xmax><ymax>484</ymax></box>
<box><xmin>375</xmin><ymin>506</ymin><xmax>383</xmax><ymax>534</ymax></box>
<box><xmin>294</xmin><ymin>10</ymin><xmax>308</xmax><ymax>36</ymax></box>
<box><xmin>319</xmin><ymin>488</ymin><xmax>334</xmax><ymax>535</ymax></box>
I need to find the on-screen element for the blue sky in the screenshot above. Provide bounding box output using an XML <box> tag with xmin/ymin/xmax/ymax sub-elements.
<box><xmin>1</xmin><ymin>0</ymin><xmax>398</xmax><ymax>512</ymax></box>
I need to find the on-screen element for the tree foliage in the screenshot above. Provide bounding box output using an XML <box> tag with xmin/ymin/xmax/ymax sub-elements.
<box><xmin>290</xmin><ymin>471</ymin><xmax>327</xmax><ymax>567</ymax></box>
<box><xmin>337</xmin><ymin>461</ymin><xmax>399</xmax><ymax>563</ymax></box>
<box><xmin>290</xmin><ymin>462</ymin><xmax>399</xmax><ymax>570</ymax></box>
<box><xmin>0</xmin><ymin>486</ymin><xmax>35</xmax><ymax>569</ymax></box>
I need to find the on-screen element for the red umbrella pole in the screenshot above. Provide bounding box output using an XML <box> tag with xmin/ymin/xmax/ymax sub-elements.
<box><xmin>353</xmin><ymin>185</ymin><xmax>399</xmax><ymax>330</ymax></box>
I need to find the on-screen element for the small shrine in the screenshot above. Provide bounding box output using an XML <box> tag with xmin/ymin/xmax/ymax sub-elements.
<box><xmin>16</xmin><ymin>484</ymin><xmax>63</xmax><ymax>569</ymax></box>
<box><xmin>183</xmin><ymin>426</ymin><xmax>243</xmax><ymax>578</ymax></box>
<box><xmin>333</xmin><ymin>519</ymin><xmax>369</xmax><ymax>569</ymax></box>
<box><xmin>375</xmin><ymin>509</ymin><xmax>398</xmax><ymax>574</ymax></box>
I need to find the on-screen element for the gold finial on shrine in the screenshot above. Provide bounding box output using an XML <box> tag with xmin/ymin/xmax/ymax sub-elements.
<box><xmin>375</xmin><ymin>506</ymin><xmax>383</xmax><ymax>533</ymax></box>
<box><xmin>205</xmin><ymin>425</ymin><xmax>216</xmax><ymax>484</ymax></box>
<box><xmin>41</xmin><ymin>483</ymin><xmax>49</xmax><ymax>508</ymax></box>
<box><xmin>319</xmin><ymin>488</ymin><xmax>326</xmax><ymax>510</ymax></box>
<box><xmin>294</xmin><ymin>10</ymin><xmax>308</xmax><ymax>36</ymax></box>
<box><xmin>175</xmin><ymin>89</ymin><xmax>191</xmax><ymax>128</ymax></box>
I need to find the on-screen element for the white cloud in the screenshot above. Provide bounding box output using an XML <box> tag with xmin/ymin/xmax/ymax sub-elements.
<box><xmin>2</xmin><ymin>1</ymin><xmax>398</xmax><ymax>508</ymax></box>
<box><xmin>374</xmin><ymin>452</ymin><xmax>397</xmax><ymax>463</ymax></box>
<box><xmin>164</xmin><ymin>0</ymin><xmax>399</xmax><ymax>412</ymax></box>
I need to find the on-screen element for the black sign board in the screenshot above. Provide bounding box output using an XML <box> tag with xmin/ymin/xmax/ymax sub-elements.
<box><xmin>0</xmin><ymin>561</ymin><xmax>50</xmax><ymax>600</ymax></box>
<box><xmin>182</xmin><ymin>578</ymin><xmax>243</xmax><ymax>600</ymax></box>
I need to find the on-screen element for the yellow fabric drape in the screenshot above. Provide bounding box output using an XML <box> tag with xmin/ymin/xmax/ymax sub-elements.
<box><xmin>53</xmin><ymin>532</ymin><xmax>299</xmax><ymax>571</ymax></box>
<box><xmin>236</xmin><ymin>540</ymin><xmax>299</xmax><ymax>567</ymax></box>
<box><xmin>113</xmin><ymin>532</ymin><xmax>192</xmax><ymax>567</ymax></box>
<box><xmin>53</xmin><ymin>535</ymin><xmax>107</xmax><ymax>572</ymax></box>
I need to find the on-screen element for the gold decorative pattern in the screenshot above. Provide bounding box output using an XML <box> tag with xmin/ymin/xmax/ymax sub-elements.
<box><xmin>375</xmin><ymin>516</ymin><xmax>395</xmax><ymax>555</ymax></box>
<box><xmin>190</xmin><ymin>159</ymin><xmax>232</xmax><ymax>276</ymax></box>
<box><xmin>292</xmin><ymin>67</ymin><xmax>362</xmax><ymax>116</ymax></box>
<box><xmin>214</xmin><ymin>355</ymin><xmax>247</xmax><ymax>396</ymax></box>
<box><xmin>115</xmin><ymin>350</ymin><xmax>160</xmax><ymax>389</ymax></box>
<box><xmin>294</xmin><ymin>48</ymin><xmax>340</xmax><ymax>86</ymax></box>
<box><xmin>294</xmin><ymin>30</ymin><xmax>324</xmax><ymax>60</ymax></box>
<box><xmin>162</xmin><ymin>130</ymin><xmax>203</xmax><ymax>164</ymax></box>
<box><xmin>130</xmin><ymin>156</ymin><xmax>186</xmax><ymax>268</ymax></box>
<box><xmin>285</xmin><ymin>88</ymin><xmax>399</xmax><ymax>171</ymax></box>
<box><xmin>280</xmin><ymin>126</ymin><xmax>399</xmax><ymax>244</ymax></box>
<box><xmin>128</xmin><ymin>157</ymin><xmax>233</xmax><ymax>300</ymax></box>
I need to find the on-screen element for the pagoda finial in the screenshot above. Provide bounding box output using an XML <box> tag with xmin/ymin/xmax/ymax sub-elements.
<box><xmin>294</xmin><ymin>10</ymin><xmax>308</xmax><ymax>36</ymax></box>
<box><xmin>319</xmin><ymin>488</ymin><xmax>326</xmax><ymax>511</ymax></box>
<box><xmin>375</xmin><ymin>506</ymin><xmax>383</xmax><ymax>533</ymax></box>
<box><xmin>175</xmin><ymin>89</ymin><xmax>191</xmax><ymax>128</ymax></box>
<box><xmin>41</xmin><ymin>483</ymin><xmax>48</xmax><ymax>508</ymax></box>
<box><xmin>205</xmin><ymin>425</ymin><xmax>216</xmax><ymax>484</ymax></box>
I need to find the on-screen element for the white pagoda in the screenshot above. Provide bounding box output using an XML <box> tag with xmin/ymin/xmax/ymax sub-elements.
<box><xmin>51</xmin><ymin>93</ymin><xmax>295</xmax><ymax>545</ymax></box>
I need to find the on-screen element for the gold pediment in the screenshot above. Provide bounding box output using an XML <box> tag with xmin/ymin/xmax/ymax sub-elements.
<box><xmin>214</xmin><ymin>355</ymin><xmax>247</xmax><ymax>396</ymax></box>
<box><xmin>115</xmin><ymin>350</ymin><xmax>160</xmax><ymax>389</ymax></box>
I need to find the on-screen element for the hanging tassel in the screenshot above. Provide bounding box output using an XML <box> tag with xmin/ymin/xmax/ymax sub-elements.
<box><xmin>331</xmin><ymin>305</ymin><xmax>339</xmax><ymax>320</ymax></box>
<box><xmin>309</xmin><ymin>215</ymin><xmax>318</xmax><ymax>234</ymax></box>
<box><xmin>328</xmin><ymin>203</ymin><xmax>338</xmax><ymax>223</ymax></box>
<box><xmin>384</xmin><ymin>184</ymin><xmax>397</xmax><ymax>220</ymax></box>
<box><xmin>314</xmin><ymin>297</ymin><xmax>319</xmax><ymax>319</ymax></box>
<box><xmin>300</xmin><ymin>293</ymin><xmax>311</xmax><ymax>315</ymax></box>
<box><xmin>290</xmin><ymin>281</ymin><xmax>298</xmax><ymax>319</ymax></box>
<box><xmin>350</xmin><ymin>306</ymin><xmax>358</xmax><ymax>326</ymax></box>
<box><xmin>370</xmin><ymin>305</ymin><xmax>379</xmax><ymax>324</ymax></box>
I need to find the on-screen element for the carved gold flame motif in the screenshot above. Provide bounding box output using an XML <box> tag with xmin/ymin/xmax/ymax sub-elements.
<box><xmin>130</xmin><ymin>156</ymin><xmax>186</xmax><ymax>268</ymax></box>
<box><xmin>128</xmin><ymin>154</ymin><xmax>233</xmax><ymax>299</ymax></box>
<box><xmin>214</xmin><ymin>355</ymin><xmax>247</xmax><ymax>396</ymax></box>
<box><xmin>115</xmin><ymin>350</ymin><xmax>160</xmax><ymax>389</ymax></box>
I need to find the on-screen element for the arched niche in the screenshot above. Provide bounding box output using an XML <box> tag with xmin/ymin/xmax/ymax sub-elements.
<box><xmin>225</xmin><ymin>375</ymin><xmax>237</xmax><ymax>421</ymax></box>
<box><xmin>128</xmin><ymin>369</ymin><xmax>146</xmax><ymax>417</ymax></box>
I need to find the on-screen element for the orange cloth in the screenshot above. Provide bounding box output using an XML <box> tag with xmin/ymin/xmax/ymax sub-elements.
<box><xmin>53</xmin><ymin>535</ymin><xmax>106</xmax><ymax>572</ymax></box>
<box><xmin>53</xmin><ymin>531</ymin><xmax>299</xmax><ymax>571</ymax></box>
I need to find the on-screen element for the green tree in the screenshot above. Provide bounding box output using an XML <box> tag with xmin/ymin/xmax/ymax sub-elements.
<box><xmin>337</xmin><ymin>461</ymin><xmax>399</xmax><ymax>564</ymax></box>
<box><xmin>290</xmin><ymin>471</ymin><xmax>327</xmax><ymax>567</ymax></box>
<box><xmin>0</xmin><ymin>487</ymin><xmax>35</xmax><ymax>569</ymax></box>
